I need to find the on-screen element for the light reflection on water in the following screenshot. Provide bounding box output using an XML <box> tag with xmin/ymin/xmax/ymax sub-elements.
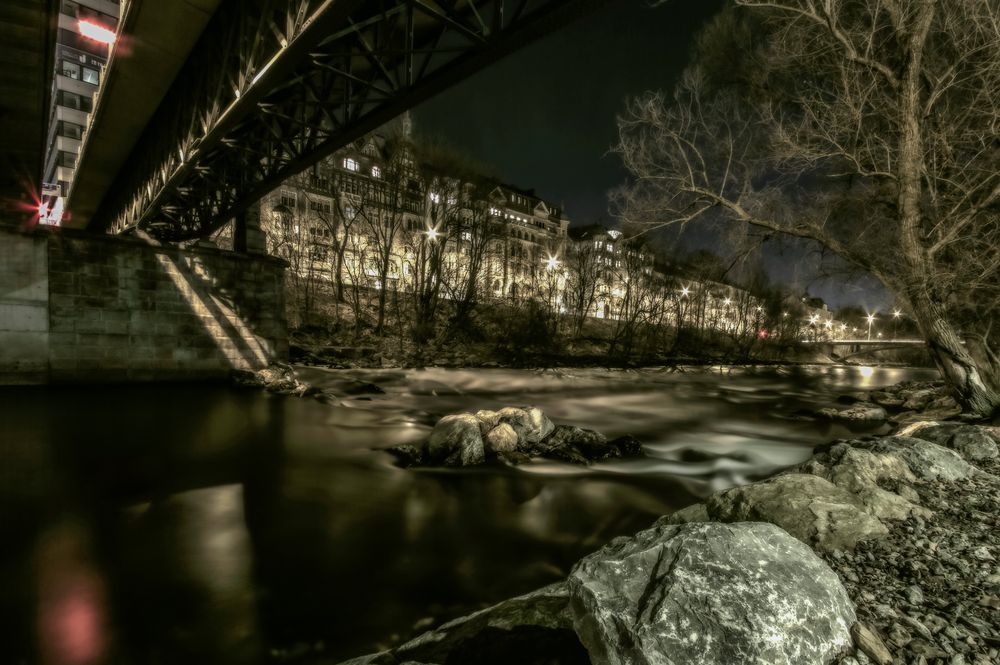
<box><xmin>0</xmin><ymin>364</ymin><xmax>937</xmax><ymax>663</ymax></box>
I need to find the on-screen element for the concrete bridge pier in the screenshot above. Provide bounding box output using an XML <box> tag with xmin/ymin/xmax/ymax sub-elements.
<box><xmin>233</xmin><ymin>203</ymin><xmax>267</xmax><ymax>255</ymax></box>
<box><xmin>0</xmin><ymin>223</ymin><xmax>287</xmax><ymax>385</ymax></box>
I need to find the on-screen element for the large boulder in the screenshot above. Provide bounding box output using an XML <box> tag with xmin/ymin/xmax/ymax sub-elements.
<box><xmin>497</xmin><ymin>406</ymin><xmax>555</xmax><ymax>444</ymax></box>
<box><xmin>702</xmin><ymin>473</ymin><xmax>888</xmax><ymax>551</ymax></box>
<box><xmin>901</xmin><ymin>423</ymin><xmax>999</xmax><ymax>461</ymax></box>
<box><xmin>794</xmin><ymin>443</ymin><xmax>928</xmax><ymax>521</ymax></box>
<box><xmin>567</xmin><ymin>521</ymin><xmax>856</xmax><ymax>665</ymax></box>
<box><xmin>867</xmin><ymin>436</ymin><xmax>974</xmax><ymax>481</ymax></box>
<box><xmin>426</xmin><ymin>414</ymin><xmax>485</xmax><ymax>466</ymax></box>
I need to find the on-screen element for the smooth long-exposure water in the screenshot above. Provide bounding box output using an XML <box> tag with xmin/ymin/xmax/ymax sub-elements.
<box><xmin>0</xmin><ymin>364</ymin><xmax>937</xmax><ymax>664</ymax></box>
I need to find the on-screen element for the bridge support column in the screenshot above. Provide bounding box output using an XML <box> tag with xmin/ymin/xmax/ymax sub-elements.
<box><xmin>233</xmin><ymin>202</ymin><xmax>266</xmax><ymax>255</ymax></box>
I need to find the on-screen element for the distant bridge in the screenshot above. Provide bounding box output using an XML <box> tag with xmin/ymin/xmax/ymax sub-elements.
<box><xmin>66</xmin><ymin>0</ymin><xmax>610</xmax><ymax>243</ymax></box>
<box><xmin>800</xmin><ymin>339</ymin><xmax>926</xmax><ymax>346</ymax></box>
<box><xmin>801</xmin><ymin>339</ymin><xmax>928</xmax><ymax>361</ymax></box>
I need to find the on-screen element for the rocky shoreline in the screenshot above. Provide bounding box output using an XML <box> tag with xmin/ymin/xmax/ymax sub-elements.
<box><xmin>334</xmin><ymin>389</ymin><xmax>1000</xmax><ymax>664</ymax></box>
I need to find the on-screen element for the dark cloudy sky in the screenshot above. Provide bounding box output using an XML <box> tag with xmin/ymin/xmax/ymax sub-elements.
<box><xmin>413</xmin><ymin>0</ymin><xmax>892</xmax><ymax>310</ymax></box>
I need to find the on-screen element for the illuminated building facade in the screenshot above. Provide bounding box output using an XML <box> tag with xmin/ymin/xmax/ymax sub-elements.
<box><xmin>249</xmin><ymin>131</ymin><xmax>570</xmax><ymax>302</ymax></box>
<box><xmin>40</xmin><ymin>0</ymin><xmax>119</xmax><ymax>224</ymax></box>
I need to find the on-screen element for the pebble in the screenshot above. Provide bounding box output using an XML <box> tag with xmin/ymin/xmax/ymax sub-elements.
<box><xmin>828</xmin><ymin>442</ymin><xmax>1000</xmax><ymax>665</ymax></box>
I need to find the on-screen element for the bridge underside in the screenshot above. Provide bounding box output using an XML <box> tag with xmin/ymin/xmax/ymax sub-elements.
<box><xmin>69</xmin><ymin>0</ymin><xmax>606</xmax><ymax>242</ymax></box>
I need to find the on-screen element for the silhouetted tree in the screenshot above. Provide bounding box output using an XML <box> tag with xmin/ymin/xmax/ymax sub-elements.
<box><xmin>615</xmin><ymin>0</ymin><xmax>1000</xmax><ymax>414</ymax></box>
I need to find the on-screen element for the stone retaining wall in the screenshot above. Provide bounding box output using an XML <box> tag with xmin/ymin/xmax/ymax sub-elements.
<box><xmin>0</xmin><ymin>224</ymin><xmax>287</xmax><ymax>384</ymax></box>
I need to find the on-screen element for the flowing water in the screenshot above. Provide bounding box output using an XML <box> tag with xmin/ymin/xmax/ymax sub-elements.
<box><xmin>0</xmin><ymin>364</ymin><xmax>937</xmax><ymax>664</ymax></box>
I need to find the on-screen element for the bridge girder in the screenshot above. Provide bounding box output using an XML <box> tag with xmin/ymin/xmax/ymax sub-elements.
<box><xmin>85</xmin><ymin>0</ymin><xmax>606</xmax><ymax>241</ymax></box>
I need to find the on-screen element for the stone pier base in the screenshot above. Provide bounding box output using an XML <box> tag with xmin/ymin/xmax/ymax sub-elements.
<box><xmin>0</xmin><ymin>224</ymin><xmax>287</xmax><ymax>384</ymax></box>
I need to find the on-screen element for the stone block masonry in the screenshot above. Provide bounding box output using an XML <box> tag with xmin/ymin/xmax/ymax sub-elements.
<box><xmin>0</xmin><ymin>224</ymin><xmax>287</xmax><ymax>384</ymax></box>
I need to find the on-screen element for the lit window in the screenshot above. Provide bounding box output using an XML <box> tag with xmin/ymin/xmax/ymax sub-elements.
<box><xmin>429</xmin><ymin>192</ymin><xmax>440</xmax><ymax>203</ymax></box>
<box><xmin>461</xmin><ymin>231</ymin><xmax>472</xmax><ymax>241</ymax></box>
<box><xmin>371</xmin><ymin>165</ymin><xmax>381</xmax><ymax>178</ymax></box>
<box><xmin>61</xmin><ymin>61</ymin><xmax>80</xmax><ymax>80</ymax></box>
<box><xmin>82</xmin><ymin>66</ymin><xmax>99</xmax><ymax>85</ymax></box>
<box><xmin>594</xmin><ymin>241</ymin><xmax>600</xmax><ymax>249</ymax></box>
<box><xmin>344</xmin><ymin>158</ymin><xmax>359</xmax><ymax>172</ymax></box>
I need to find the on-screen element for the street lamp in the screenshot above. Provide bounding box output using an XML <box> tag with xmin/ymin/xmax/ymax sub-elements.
<box><xmin>426</xmin><ymin>227</ymin><xmax>438</xmax><ymax>241</ymax></box>
<box><xmin>866</xmin><ymin>313</ymin><xmax>876</xmax><ymax>341</ymax></box>
<box><xmin>892</xmin><ymin>309</ymin><xmax>902</xmax><ymax>339</ymax></box>
<box><xmin>544</xmin><ymin>255</ymin><xmax>560</xmax><ymax>271</ymax></box>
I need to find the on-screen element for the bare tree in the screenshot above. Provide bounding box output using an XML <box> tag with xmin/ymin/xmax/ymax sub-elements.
<box><xmin>446</xmin><ymin>188</ymin><xmax>504</xmax><ymax>334</ymax></box>
<box><xmin>565</xmin><ymin>240</ymin><xmax>603</xmax><ymax>337</ymax></box>
<box><xmin>615</xmin><ymin>0</ymin><xmax>1000</xmax><ymax>415</ymax></box>
<box><xmin>358</xmin><ymin>137</ymin><xmax>414</xmax><ymax>336</ymax></box>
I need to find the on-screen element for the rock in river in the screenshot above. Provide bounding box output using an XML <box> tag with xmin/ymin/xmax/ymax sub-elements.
<box><xmin>818</xmin><ymin>403</ymin><xmax>887</xmax><ymax>423</ymax></box>
<box><xmin>484</xmin><ymin>422</ymin><xmax>519</xmax><ymax>454</ymax></box>
<box><xmin>567</xmin><ymin>521</ymin><xmax>856</xmax><ymax>665</ymax></box>
<box><xmin>426</xmin><ymin>414</ymin><xmax>485</xmax><ymax>466</ymax></box>
<box><xmin>496</xmin><ymin>406</ymin><xmax>555</xmax><ymax>444</ymax></box>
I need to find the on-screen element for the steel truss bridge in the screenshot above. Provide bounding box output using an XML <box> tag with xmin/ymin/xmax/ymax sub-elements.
<box><xmin>68</xmin><ymin>0</ymin><xmax>606</xmax><ymax>243</ymax></box>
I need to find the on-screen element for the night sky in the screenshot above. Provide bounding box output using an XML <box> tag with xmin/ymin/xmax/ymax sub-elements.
<box><xmin>414</xmin><ymin>0</ymin><xmax>891</xmax><ymax>310</ymax></box>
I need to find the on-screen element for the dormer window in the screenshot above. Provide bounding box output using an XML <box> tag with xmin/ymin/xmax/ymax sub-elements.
<box><xmin>371</xmin><ymin>165</ymin><xmax>381</xmax><ymax>179</ymax></box>
<box><xmin>344</xmin><ymin>158</ymin><xmax>359</xmax><ymax>172</ymax></box>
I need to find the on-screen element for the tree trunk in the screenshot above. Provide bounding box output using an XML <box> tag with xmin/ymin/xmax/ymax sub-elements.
<box><xmin>915</xmin><ymin>303</ymin><xmax>1000</xmax><ymax>417</ymax></box>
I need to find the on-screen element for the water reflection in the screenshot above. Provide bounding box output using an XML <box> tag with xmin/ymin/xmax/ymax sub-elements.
<box><xmin>36</xmin><ymin>521</ymin><xmax>109</xmax><ymax>665</ymax></box>
<box><xmin>0</xmin><ymin>365</ymin><xmax>938</xmax><ymax>663</ymax></box>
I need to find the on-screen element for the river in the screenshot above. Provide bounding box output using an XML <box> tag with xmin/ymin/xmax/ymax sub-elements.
<box><xmin>0</xmin><ymin>364</ymin><xmax>937</xmax><ymax>664</ymax></box>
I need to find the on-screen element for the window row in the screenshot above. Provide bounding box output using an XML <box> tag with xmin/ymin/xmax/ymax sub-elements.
<box><xmin>56</xmin><ymin>151</ymin><xmax>77</xmax><ymax>168</ymax></box>
<box><xmin>56</xmin><ymin>120</ymin><xmax>84</xmax><ymax>140</ymax></box>
<box><xmin>57</xmin><ymin>89</ymin><xmax>93</xmax><ymax>113</ymax></box>
<box><xmin>343</xmin><ymin>157</ymin><xmax>381</xmax><ymax>179</ymax></box>
<box><xmin>60</xmin><ymin>59</ymin><xmax>100</xmax><ymax>85</ymax></box>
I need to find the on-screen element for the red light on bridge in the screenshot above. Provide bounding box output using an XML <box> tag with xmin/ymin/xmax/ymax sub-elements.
<box><xmin>78</xmin><ymin>20</ymin><xmax>116</xmax><ymax>45</ymax></box>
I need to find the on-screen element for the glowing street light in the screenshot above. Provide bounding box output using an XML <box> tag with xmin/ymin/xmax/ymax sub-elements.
<box><xmin>425</xmin><ymin>227</ymin><xmax>438</xmax><ymax>241</ymax></box>
<box><xmin>544</xmin><ymin>255</ymin><xmax>561</xmax><ymax>271</ymax></box>
<box><xmin>892</xmin><ymin>309</ymin><xmax>902</xmax><ymax>340</ymax></box>
<box><xmin>866</xmin><ymin>313</ymin><xmax>876</xmax><ymax>341</ymax></box>
<box><xmin>681</xmin><ymin>286</ymin><xmax>690</xmax><ymax>297</ymax></box>
<box><xmin>78</xmin><ymin>19</ymin><xmax>116</xmax><ymax>45</ymax></box>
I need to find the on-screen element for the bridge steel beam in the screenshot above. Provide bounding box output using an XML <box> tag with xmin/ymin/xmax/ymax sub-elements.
<box><xmin>81</xmin><ymin>0</ymin><xmax>607</xmax><ymax>241</ymax></box>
